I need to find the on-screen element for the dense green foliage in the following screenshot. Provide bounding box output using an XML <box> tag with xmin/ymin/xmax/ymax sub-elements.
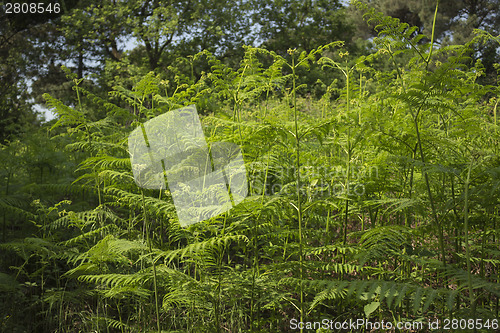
<box><xmin>2</xmin><ymin>1</ymin><xmax>500</xmax><ymax>332</ymax></box>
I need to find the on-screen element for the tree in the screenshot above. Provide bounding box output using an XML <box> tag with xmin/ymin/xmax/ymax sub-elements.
<box><xmin>0</xmin><ymin>0</ymin><xmax>83</xmax><ymax>142</ymax></box>
<box><xmin>252</xmin><ymin>0</ymin><xmax>356</xmax><ymax>54</ymax></box>
<box><xmin>349</xmin><ymin>0</ymin><xmax>500</xmax><ymax>82</ymax></box>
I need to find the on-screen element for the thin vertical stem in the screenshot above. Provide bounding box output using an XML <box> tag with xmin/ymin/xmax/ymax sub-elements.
<box><xmin>215</xmin><ymin>213</ymin><xmax>228</xmax><ymax>333</ymax></box>
<box><xmin>426</xmin><ymin>0</ymin><xmax>440</xmax><ymax>67</ymax></box>
<box><xmin>291</xmin><ymin>53</ymin><xmax>304</xmax><ymax>331</ymax></box>
<box><xmin>463</xmin><ymin>160</ymin><xmax>475</xmax><ymax>316</ymax></box>
<box><xmin>141</xmin><ymin>190</ymin><xmax>161</xmax><ymax>333</ymax></box>
<box><xmin>343</xmin><ymin>64</ymin><xmax>351</xmax><ymax>283</ymax></box>
<box><xmin>494</xmin><ymin>99</ymin><xmax>499</xmax><ymax>134</ymax></box>
<box><xmin>414</xmin><ymin>116</ymin><xmax>446</xmax><ymax>266</ymax></box>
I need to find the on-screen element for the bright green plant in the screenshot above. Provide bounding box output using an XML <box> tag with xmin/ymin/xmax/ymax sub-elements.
<box><xmin>1</xmin><ymin>2</ymin><xmax>500</xmax><ymax>332</ymax></box>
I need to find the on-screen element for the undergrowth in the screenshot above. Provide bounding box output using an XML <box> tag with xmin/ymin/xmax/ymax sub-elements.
<box><xmin>1</xmin><ymin>2</ymin><xmax>500</xmax><ymax>332</ymax></box>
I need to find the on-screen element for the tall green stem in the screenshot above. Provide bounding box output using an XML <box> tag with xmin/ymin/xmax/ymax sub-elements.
<box><xmin>414</xmin><ymin>116</ymin><xmax>446</xmax><ymax>266</ymax></box>
<box><xmin>464</xmin><ymin>160</ymin><xmax>475</xmax><ymax>316</ymax></box>
<box><xmin>291</xmin><ymin>52</ymin><xmax>304</xmax><ymax>330</ymax></box>
<box><xmin>141</xmin><ymin>190</ymin><xmax>161</xmax><ymax>333</ymax></box>
<box><xmin>426</xmin><ymin>0</ymin><xmax>440</xmax><ymax>66</ymax></box>
<box><xmin>215</xmin><ymin>213</ymin><xmax>228</xmax><ymax>333</ymax></box>
<box><xmin>136</xmin><ymin>94</ymin><xmax>161</xmax><ymax>333</ymax></box>
<box><xmin>343</xmin><ymin>68</ymin><xmax>351</xmax><ymax>248</ymax></box>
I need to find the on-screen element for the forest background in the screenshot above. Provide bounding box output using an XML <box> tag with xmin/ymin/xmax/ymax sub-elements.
<box><xmin>1</xmin><ymin>0</ymin><xmax>500</xmax><ymax>332</ymax></box>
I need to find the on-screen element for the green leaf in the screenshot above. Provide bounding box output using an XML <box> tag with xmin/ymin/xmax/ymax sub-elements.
<box><xmin>364</xmin><ymin>301</ymin><xmax>380</xmax><ymax>318</ymax></box>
